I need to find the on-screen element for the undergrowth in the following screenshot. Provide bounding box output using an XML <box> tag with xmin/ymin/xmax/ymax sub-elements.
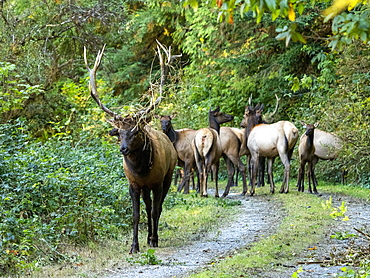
<box><xmin>0</xmin><ymin>120</ymin><xmax>132</xmax><ymax>275</ymax></box>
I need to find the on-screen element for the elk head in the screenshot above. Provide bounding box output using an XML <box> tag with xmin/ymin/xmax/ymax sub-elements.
<box><xmin>241</xmin><ymin>104</ymin><xmax>264</xmax><ymax>128</ymax></box>
<box><xmin>301</xmin><ymin>121</ymin><xmax>319</xmax><ymax>137</ymax></box>
<box><xmin>158</xmin><ymin>114</ymin><xmax>176</xmax><ymax>134</ymax></box>
<box><xmin>209</xmin><ymin>106</ymin><xmax>234</xmax><ymax>127</ymax></box>
<box><xmin>108</xmin><ymin>117</ymin><xmax>151</xmax><ymax>156</ymax></box>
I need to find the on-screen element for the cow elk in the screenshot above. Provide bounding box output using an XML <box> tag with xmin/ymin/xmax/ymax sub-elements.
<box><xmin>219</xmin><ymin>126</ymin><xmax>248</xmax><ymax>197</ymax></box>
<box><xmin>239</xmin><ymin>94</ymin><xmax>280</xmax><ymax>188</ymax></box>
<box><xmin>192</xmin><ymin>107</ymin><xmax>234</xmax><ymax>197</ymax></box>
<box><xmin>159</xmin><ymin>115</ymin><xmax>198</xmax><ymax>194</ymax></box>
<box><xmin>244</xmin><ymin>104</ymin><xmax>299</xmax><ymax>195</ymax></box>
<box><xmin>84</xmin><ymin>44</ymin><xmax>178</xmax><ymax>254</ymax></box>
<box><xmin>297</xmin><ymin>122</ymin><xmax>342</xmax><ymax>193</ymax></box>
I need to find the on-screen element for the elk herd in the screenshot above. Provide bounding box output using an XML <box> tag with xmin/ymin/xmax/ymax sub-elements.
<box><xmin>84</xmin><ymin>45</ymin><xmax>343</xmax><ymax>253</ymax></box>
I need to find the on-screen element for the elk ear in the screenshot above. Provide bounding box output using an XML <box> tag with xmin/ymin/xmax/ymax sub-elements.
<box><xmin>109</xmin><ymin>128</ymin><xmax>119</xmax><ymax>137</ymax></box>
<box><xmin>300</xmin><ymin>121</ymin><xmax>307</xmax><ymax>128</ymax></box>
<box><xmin>314</xmin><ymin>122</ymin><xmax>319</xmax><ymax>128</ymax></box>
<box><xmin>154</xmin><ymin>114</ymin><xmax>161</xmax><ymax>119</ymax></box>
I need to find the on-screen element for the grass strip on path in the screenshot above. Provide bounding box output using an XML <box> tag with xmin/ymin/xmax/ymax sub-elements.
<box><xmin>190</xmin><ymin>186</ymin><xmax>334</xmax><ymax>278</ymax></box>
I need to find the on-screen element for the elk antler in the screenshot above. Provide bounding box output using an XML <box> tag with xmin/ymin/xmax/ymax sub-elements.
<box><xmin>84</xmin><ymin>45</ymin><xmax>120</xmax><ymax>119</ymax></box>
<box><xmin>134</xmin><ymin>40</ymin><xmax>182</xmax><ymax>119</ymax></box>
<box><xmin>85</xmin><ymin>42</ymin><xmax>181</xmax><ymax>123</ymax></box>
<box><xmin>266</xmin><ymin>94</ymin><xmax>281</xmax><ymax>119</ymax></box>
<box><xmin>248</xmin><ymin>94</ymin><xmax>253</xmax><ymax>107</ymax></box>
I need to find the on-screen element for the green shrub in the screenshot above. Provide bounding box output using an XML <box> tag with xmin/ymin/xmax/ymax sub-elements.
<box><xmin>0</xmin><ymin>120</ymin><xmax>132</xmax><ymax>274</ymax></box>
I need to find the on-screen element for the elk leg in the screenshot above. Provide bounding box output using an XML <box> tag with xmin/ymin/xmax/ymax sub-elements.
<box><xmin>258</xmin><ymin>156</ymin><xmax>266</xmax><ymax>187</ymax></box>
<box><xmin>211</xmin><ymin>162</ymin><xmax>220</xmax><ymax>197</ymax></box>
<box><xmin>279</xmin><ymin>154</ymin><xmax>290</xmax><ymax>194</ymax></box>
<box><xmin>250</xmin><ymin>154</ymin><xmax>260</xmax><ymax>196</ymax></box>
<box><xmin>267</xmin><ymin>158</ymin><xmax>275</xmax><ymax>194</ymax></box>
<box><xmin>150</xmin><ymin>186</ymin><xmax>163</xmax><ymax>248</ymax></box>
<box><xmin>311</xmin><ymin>157</ymin><xmax>319</xmax><ymax>194</ymax></box>
<box><xmin>238</xmin><ymin>162</ymin><xmax>247</xmax><ymax>197</ymax></box>
<box><xmin>222</xmin><ymin>155</ymin><xmax>235</xmax><ymax>197</ymax></box>
<box><xmin>175</xmin><ymin>168</ymin><xmax>181</xmax><ymax>191</ymax></box>
<box><xmin>197</xmin><ymin>159</ymin><xmax>207</xmax><ymax>197</ymax></box>
<box><xmin>194</xmin><ymin>168</ymin><xmax>200</xmax><ymax>193</ymax></box>
<box><xmin>142</xmin><ymin>188</ymin><xmax>153</xmax><ymax>245</ymax></box>
<box><xmin>181</xmin><ymin>162</ymin><xmax>193</xmax><ymax>194</ymax></box>
<box><xmin>176</xmin><ymin>161</ymin><xmax>185</xmax><ymax>192</ymax></box>
<box><xmin>245</xmin><ymin>154</ymin><xmax>252</xmax><ymax>196</ymax></box>
<box><xmin>297</xmin><ymin>162</ymin><xmax>305</xmax><ymax>192</ymax></box>
<box><xmin>129</xmin><ymin>185</ymin><xmax>141</xmax><ymax>254</ymax></box>
<box><xmin>307</xmin><ymin>162</ymin><xmax>313</xmax><ymax>194</ymax></box>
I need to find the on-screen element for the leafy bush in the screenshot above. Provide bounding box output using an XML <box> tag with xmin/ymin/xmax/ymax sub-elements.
<box><xmin>0</xmin><ymin>120</ymin><xmax>132</xmax><ymax>274</ymax></box>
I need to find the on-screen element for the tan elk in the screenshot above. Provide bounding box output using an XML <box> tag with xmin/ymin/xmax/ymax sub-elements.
<box><xmin>84</xmin><ymin>45</ymin><xmax>178</xmax><ymax>254</ymax></box>
<box><xmin>239</xmin><ymin>94</ymin><xmax>280</xmax><ymax>188</ymax></box>
<box><xmin>297</xmin><ymin>122</ymin><xmax>342</xmax><ymax>193</ymax></box>
<box><xmin>244</xmin><ymin>104</ymin><xmax>299</xmax><ymax>195</ymax></box>
<box><xmin>159</xmin><ymin>115</ymin><xmax>198</xmax><ymax>194</ymax></box>
<box><xmin>219</xmin><ymin>126</ymin><xmax>248</xmax><ymax>197</ymax></box>
<box><xmin>192</xmin><ymin>107</ymin><xmax>234</xmax><ymax>197</ymax></box>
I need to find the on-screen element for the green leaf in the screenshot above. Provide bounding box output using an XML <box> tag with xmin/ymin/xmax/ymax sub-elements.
<box><xmin>265</xmin><ymin>0</ymin><xmax>277</xmax><ymax>11</ymax></box>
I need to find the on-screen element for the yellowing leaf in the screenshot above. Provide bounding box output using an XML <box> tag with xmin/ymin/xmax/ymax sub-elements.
<box><xmin>342</xmin><ymin>216</ymin><xmax>350</xmax><ymax>221</ymax></box>
<box><xmin>163</xmin><ymin>28</ymin><xmax>170</xmax><ymax>36</ymax></box>
<box><xmin>162</xmin><ymin>1</ymin><xmax>172</xmax><ymax>7</ymax></box>
<box><xmin>288</xmin><ymin>4</ymin><xmax>296</xmax><ymax>21</ymax></box>
<box><xmin>322</xmin><ymin>0</ymin><xmax>361</xmax><ymax>18</ymax></box>
<box><xmin>228</xmin><ymin>13</ymin><xmax>234</xmax><ymax>24</ymax></box>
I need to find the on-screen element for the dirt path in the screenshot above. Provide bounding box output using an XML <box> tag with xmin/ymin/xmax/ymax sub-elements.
<box><xmin>102</xmin><ymin>190</ymin><xmax>369</xmax><ymax>278</ymax></box>
<box><xmin>103</xmin><ymin>192</ymin><xmax>283</xmax><ymax>278</ymax></box>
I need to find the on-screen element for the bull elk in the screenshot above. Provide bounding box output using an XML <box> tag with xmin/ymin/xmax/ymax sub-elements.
<box><xmin>244</xmin><ymin>104</ymin><xmax>299</xmax><ymax>195</ymax></box>
<box><xmin>192</xmin><ymin>107</ymin><xmax>234</xmax><ymax>197</ymax></box>
<box><xmin>84</xmin><ymin>44</ymin><xmax>178</xmax><ymax>254</ymax></box>
<box><xmin>297</xmin><ymin>122</ymin><xmax>342</xmax><ymax>193</ymax></box>
<box><xmin>159</xmin><ymin>115</ymin><xmax>198</xmax><ymax>194</ymax></box>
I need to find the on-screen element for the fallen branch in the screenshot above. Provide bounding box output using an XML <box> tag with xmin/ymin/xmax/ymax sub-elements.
<box><xmin>297</xmin><ymin>260</ymin><xmax>331</xmax><ymax>265</ymax></box>
<box><xmin>354</xmin><ymin>228</ymin><xmax>370</xmax><ymax>240</ymax></box>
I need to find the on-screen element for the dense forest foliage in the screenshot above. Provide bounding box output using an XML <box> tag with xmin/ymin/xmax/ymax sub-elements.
<box><xmin>0</xmin><ymin>0</ymin><xmax>369</xmax><ymax>274</ymax></box>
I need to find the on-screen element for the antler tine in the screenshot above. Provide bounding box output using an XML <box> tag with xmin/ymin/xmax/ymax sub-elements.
<box><xmin>269</xmin><ymin>94</ymin><xmax>281</xmax><ymax>118</ymax></box>
<box><xmin>84</xmin><ymin>45</ymin><xmax>119</xmax><ymax>119</ymax></box>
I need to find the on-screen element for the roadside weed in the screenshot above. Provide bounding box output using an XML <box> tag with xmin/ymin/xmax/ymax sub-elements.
<box><xmin>322</xmin><ymin>196</ymin><xmax>350</xmax><ymax>221</ymax></box>
<box><xmin>126</xmin><ymin>249</ymin><xmax>162</xmax><ymax>266</ymax></box>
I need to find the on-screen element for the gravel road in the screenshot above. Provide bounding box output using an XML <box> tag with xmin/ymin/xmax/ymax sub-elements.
<box><xmin>102</xmin><ymin>190</ymin><xmax>369</xmax><ymax>278</ymax></box>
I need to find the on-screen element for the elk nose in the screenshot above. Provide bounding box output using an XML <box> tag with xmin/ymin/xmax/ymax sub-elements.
<box><xmin>120</xmin><ymin>146</ymin><xmax>129</xmax><ymax>155</ymax></box>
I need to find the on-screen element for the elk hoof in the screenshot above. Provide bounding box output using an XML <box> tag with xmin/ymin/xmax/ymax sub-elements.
<box><xmin>150</xmin><ymin>241</ymin><xmax>158</xmax><ymax>247</ymax></box>
<box><xmin>129</xmin><ymin>245</ymin><xmax>140</xmax><ymax>254</ymax></box>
